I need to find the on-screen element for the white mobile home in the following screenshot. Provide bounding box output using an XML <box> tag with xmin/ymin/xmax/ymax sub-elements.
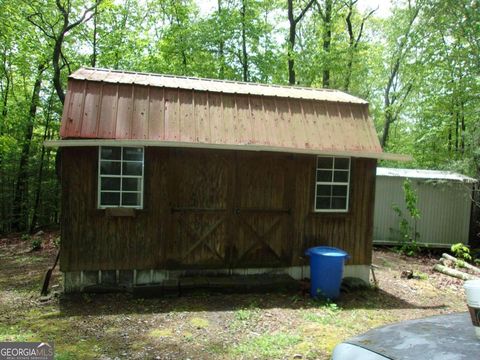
<box><xmin>374</xmin><ymin>168</ymin><xmax>476</xmax><ymax>248</ymax></box>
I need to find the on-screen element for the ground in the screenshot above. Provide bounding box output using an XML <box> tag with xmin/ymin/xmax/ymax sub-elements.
<box><xmin>0</xmin><ymin>232</ymin><xmax>468</xmax><ymax>360</ymax></box>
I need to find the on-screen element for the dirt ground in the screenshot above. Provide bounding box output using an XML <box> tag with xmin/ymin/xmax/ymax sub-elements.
<box><xmin>0</xmin><ymin>232</ymin><xmax>468</xmax><ymax>359</ymax></box>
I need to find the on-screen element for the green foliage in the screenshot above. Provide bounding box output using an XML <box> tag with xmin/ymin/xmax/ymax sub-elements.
<box><xmin>414</xmin><ymin>271</ymin><xmax>429</xmax><ymax>280</ymax></box>
<box><xmin>21</xmin><ymin>234</ymin><xmax>31</xmax><ymax>242</ymax></box>
<box><xmin>233</xmin><ymin>300</ymin><xmax>260</xmax><ymax>325</ymax></box>
<box><xmin>30</xmin><ymin>238</ymin><xmax>42</xmax><ymax>251</ymax></box>
<box><xmin>392</xmin><ymin>179</ymin><xmax>421</xmax><ymax>256</ymax></box>
<box><xmin>53</xmin><ymin>237</ymin><xmax>61</xmax><ymax>248</ymax></box>
<box><xmin>451</xmin><ymin>243</ymin><xmax>472</xmax><ymax>263</ymax></box>
<box><xmin>232</xmin><ymin>332</ymin><xmax>302</xmax><ymax>359</ymax></box>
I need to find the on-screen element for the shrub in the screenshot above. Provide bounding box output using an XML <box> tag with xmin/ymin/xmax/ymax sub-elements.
<box><xmin>30</xmin><ymin>238</ymin><xmax>42</xmax><ymax>251</ymax></box>
<box><xmin>451</xmin><ymin>243</ymin><xmax>472</xmax><ymax>263</ymax></box>
<box><xmin>392</xmin><ymin>179</ymin><xmax>421</xmax><ymax>256</ymax></box>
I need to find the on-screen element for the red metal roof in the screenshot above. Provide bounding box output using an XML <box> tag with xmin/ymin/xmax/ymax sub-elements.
<box><xmin>60</xmin><ymin>68</ymin><xmax>383</xmax><ymax>156</ymax></box>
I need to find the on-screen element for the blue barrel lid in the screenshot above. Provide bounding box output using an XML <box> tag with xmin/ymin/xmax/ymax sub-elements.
<box><xmin>305</xmin><ymin>246</ymin><xmax>349</xmax><ymax>258</ymax></box>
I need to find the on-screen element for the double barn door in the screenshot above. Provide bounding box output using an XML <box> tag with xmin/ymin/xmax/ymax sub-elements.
<box><xmin>168</xmin><ymin>150</ymin><xmax>294</xmax><ymax>270</ymax></box>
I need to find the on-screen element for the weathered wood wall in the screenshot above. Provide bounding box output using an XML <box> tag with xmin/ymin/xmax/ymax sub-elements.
<box><xmin>60</xmin><ymin>147</ymin><xmax>376</xmax><ymax>272</ymax></box>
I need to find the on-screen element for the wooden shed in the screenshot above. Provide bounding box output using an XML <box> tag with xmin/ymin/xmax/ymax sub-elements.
<box><xmin>47</xmin><ymin>68</ymin><xmax>405</xmax><ymax>292</ymax></box>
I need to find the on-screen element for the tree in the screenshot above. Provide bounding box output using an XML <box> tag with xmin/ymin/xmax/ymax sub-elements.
<box><xmin>315</xmin><ymin>0</ymin><xmax>336</xmax><ymax>87</ymax></box>
<box><xmin>380</xmin><ymin>1</ymin><xmax>421</xmax><ymax>148</ymax></box>
<box><xmin>27</xmin><ymin>0</ymin><xmax>102</xmax><ymax>104</ymax></box>
<box><xmin>287</xmin><ymin>0</ymin><xmax>315</xmax><ymax>84</ymax></box>
<box><xmin>343</xmin><ymin>0</ymin><xmax>375</xmax><ymax>91</ymax></box>
<box><xmin>12</xmin><ymin>62</ymin><xmax>47</xmax><ymax>231</ymax></box>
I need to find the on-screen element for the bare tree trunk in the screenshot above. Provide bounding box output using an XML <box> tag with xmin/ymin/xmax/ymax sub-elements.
<box><xmin>287</xmin><ymin>0</ymin><xmax>315</xmax><ymax>85</ymax></box>
<box><xmin>12</xmin><ymin>63</ymin><xmax>46</xmax><ymax>231</ymax></box>
<box><xmin>0</xmin><ymin>60</ymin><xmax>9</xmax><ymax>135</ymax></box>
<box><xmin>217</xmin><ymin>0</ymin><xmax>225</xmax><ymax>79</ymax></box>
<box><xmin>344</xmin><ymin>0</ymin><xmax>375</xmax><ymax>90</ymax></box>
<box><xmin>241</xmin><ymin>0</ymin><xmax>249</xmax><ymax>82</ymax></box>
<box><xmin>448</xmin><ymin>124</ymin><xmax>452</xmax><ymax>153</ymax></box>
<box><xmin>434</xmin><ymin>264</ymin><xmax>478</xmax><ymax>281</ymax></box>
<box><xmin>380</xmin><ymin>4</ymin><xmax>419</xmax><ymax>148</ymax></box>
<box><xmin>0</xmin><ymin>56</ymin><xmax>11</xmax><ymax>233</ymax></box>
<box><xmin>171</xmin><ymin>1</ymin><xmax>188</xmax><ymax>74</ymax></box>
<box><xmin>344</xmin><ymin>4</ymin><xmax>354</xmax><ymax>91</ymax></box>
<box><xmin>52</xmin><ymin>33</ymin><xmax>66</xmax><ymax>104</ymax></box>
<box><xmin>461</xmin><ymin>100</ymin><xmax>466</xmax><ymax>154</ymax></box>
<box><xmin>287</xmin><ymin>0</ymin><xmax>296</xmax><ymax>85</ymax></box>
<box><xmin>381</xmin><ymin>107</ymin><xmax>394</xmax><ymax>148</ymax></box>
<box><xmin>28</xmin><ymin>0</ymin><xmax>102</xmax><ymax>104</ymax></box>
<box><xmin>455</xmin><ymin>103</ymin><xmax>459</xmax><ymax>152</ymax></box>
<box><xmin>321</xmin><ymin>0</ymin><xmax>332</xmax><ymax>88</ymax></box>
<box><xmin>91</xmin><ymin>5</ymin><xmax>98</xmax><ymax>67</ymax></box>
<box><xmin>0</xmin><ymin>58</ymin><xmax>10</xmax><ymax>169</ymax></box>
<box><xmin>30</xmin><ymin>92</ymin><xmax>54</xmax><ymax>233</ymax></box>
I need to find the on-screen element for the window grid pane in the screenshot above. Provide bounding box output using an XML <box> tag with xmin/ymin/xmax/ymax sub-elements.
<box><xmin>99</xmin><ymin>146</ymin><xmax>144</xmax><ymax>209</ymax></box>
<box><xmin>315</xmin><ymin>156</ymin><xmax>350</xmax><ymax>212</ymax></box>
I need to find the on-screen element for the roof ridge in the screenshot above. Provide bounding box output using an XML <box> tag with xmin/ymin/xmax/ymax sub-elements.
<box><xmin>78</xmin><ymin>67</ymin><xmax>355</xmax><ymax>95</ymax></box>
<box><xmin>70</xmin><ymin>67</ymin><xmax>368</xmax><ymax>104</ymax></box>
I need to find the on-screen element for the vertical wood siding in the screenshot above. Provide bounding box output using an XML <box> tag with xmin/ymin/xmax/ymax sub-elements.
<box><xmin>60</xmin><ymin>148</ymin><xmax>376</xmax><ymax>271</ymax></box>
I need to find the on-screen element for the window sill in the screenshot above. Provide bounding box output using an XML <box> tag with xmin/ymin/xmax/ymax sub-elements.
<box><xmin>309</xmin><ymin>211</ymin><xmax>351</xmax><ymax>218</ymax></box>
<box><xmin>103</xmin><ymin>208</ymin><xmax>138</xmax><ymax>217</ymax></box>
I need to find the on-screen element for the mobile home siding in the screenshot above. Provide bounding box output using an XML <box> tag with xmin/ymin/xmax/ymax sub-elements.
<box><xmin>373</xmin><ymin>176</ymin><xmax>473</xmax><ymax>247</ymax></box>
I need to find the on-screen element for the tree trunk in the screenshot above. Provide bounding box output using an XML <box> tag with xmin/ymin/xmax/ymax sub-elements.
<box><xmin>217</xmin><ymin>0</ymin><xmax>225</xmax><ymax>79</ymax></box>
<box><xmin>287</xmin><ymin>0</ymin><xmax>296</xmax><ymax>85</ymax></box>
<box><xmin>433</xmin><ymin>263</ymin><xmax>478</xmax><ymax>281</ymax></box>
<box><xmin>287</xmin><ymin>0</ymin><xmax>315</xmax><ymax>85</ymax></box>
<box><xmin>448</xmin><ymin>124</ymin><xmax>452</xmax><ymax>153</ymax></box>
<box><xmin>0</xmin><ymin>62</ymin><xmax>10</xmax><ymax>167</ymax></box>
<box><xmin>27</xmin><ymin>1</ymin><xmax>102</xmax><ymax>104</ymax></box>
<box><xmin>380</xmin><ymin>5</ymin><xmax>420</xmax><ymax>148</ymax></box>
<box><xmin>53</xmin><ymin>28</ymin><xmax>66</xmax><ymax>104</ymax></box>
<box><xmin>381</xmin><ymin>107</ymin><xmax>394</xmax><ymax>148</ymax></box>
<box><xmin>91</xmin><ymin>5</ymin><xmax>98</xmax><ymax>68</ymax></box>
<box><xmin>455</xmin><ymin>103</ymin><xmax>459</xmax><ymax>152</ymax></box>
<box><xmin>0</xmin><ymin>64</ymin><xmax>9</xmax><ymax>134</ymax></box>
<box><xmin>343</xmin><ymin>1</ymin><xmax>373</xmax><ymax>91</ymax></box>
<box><xmin>442</xmin><ymin>253</ymin><xmax>480</xmax><ymax>274</ymax></box>
<box><xmin>344</xmin><ymin>3</ymin><xmax>354</xmax><ymax>90</ymax></box>
<box><xmin>241</xmin><ymin>0</ymin><xmax>249</xmax><ymax>82</ymax></box>
<box><xmin>322</xmin><ymin>0</ymin><xmax>332</xmax><ymax>88</ymax></box>
<box><xmin>30</xmin><ymin>92</ymin><xmax>54</xmax><ymax>233</ymax></box>
<box><xmin>461</xmin><ymin>100</ymin><xmax>465</xmax><ymax>154</ymax></box>
<box><xmin>0</xmin><ymin>58</ymin><xmax>10</xmax><ymax>233</ymax></box>
<box><xmin>12</xmin><ymin>63</ymin><xmax>46</xmax><ymax>231</ymax></box>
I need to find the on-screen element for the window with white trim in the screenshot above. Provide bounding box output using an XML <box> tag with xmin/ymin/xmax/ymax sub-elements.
<box><xmin>98</xmin><ymin>146</ymin><xmax>144</xmax><ymax>208</ymax></box>
<box><xmin>315</xmin><ymin>156</ymin><xmax>350</xmax><ymax>212</ymax></box>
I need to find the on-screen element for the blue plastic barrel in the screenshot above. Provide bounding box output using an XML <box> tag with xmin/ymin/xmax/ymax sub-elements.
<box><xmin>305</xmin><ymin>246</ymin><xmax>349</xmax><ymax>299</ymax></box>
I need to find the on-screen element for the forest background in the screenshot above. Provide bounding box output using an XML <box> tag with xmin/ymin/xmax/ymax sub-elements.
<box><xmin>0</xmin><ymin>0</ymin><xmax>478</xmax><ymax>235</ymax></box>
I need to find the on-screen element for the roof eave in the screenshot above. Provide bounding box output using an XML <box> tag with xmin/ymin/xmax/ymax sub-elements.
<box><xmin>44</xmin><ymin>139</ymin><xmax>411</xmax><ymax>162</ymax></box>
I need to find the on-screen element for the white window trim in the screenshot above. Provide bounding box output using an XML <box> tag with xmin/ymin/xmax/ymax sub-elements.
<box><xmin>98</xmin><ymin>146</ymin><xmax>144</xmax><ymax>209</ymax></box>
<box><xmin>314</xmin><ymin>156</ymin><xmax>351</xmax><ymax>213</ymax></box>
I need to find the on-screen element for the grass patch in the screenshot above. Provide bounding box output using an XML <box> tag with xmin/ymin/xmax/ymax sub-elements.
<box><xmin>231</xmin><ymin>300</ymin><xmax>260</xmax><ymax>329</ymax></box>
<box><xmin>414</xmin><ymin>271</ymin><xmax>429</xmax><ymax>280</ymax></box>
<box><xmin>231</xmin><ymin>332</ymin><xmax>302</xmax><ymax>359</ymax></box>
<box><xmin>149</xmin><ymin>328</ymin><xmax>173</xmax><ymax>338</ymax></box>
<box><xmin>234</xmin><ymin>308</ymin><xmax>255</xmax><ymax>321</ymax></box>
<box><xmin>303</xmin><ymin>311</ymin><xmax>339</xmax><ymax>326</ymax></box>
<box><xmin>190</xmin><ymin>317</ymin><xmax>209</xmax><ymax>329</ymax></box>
<box><xmin>0</xmin><ymin>325</ymin><xmax>36</xmax><ymax>342</ymax></box>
